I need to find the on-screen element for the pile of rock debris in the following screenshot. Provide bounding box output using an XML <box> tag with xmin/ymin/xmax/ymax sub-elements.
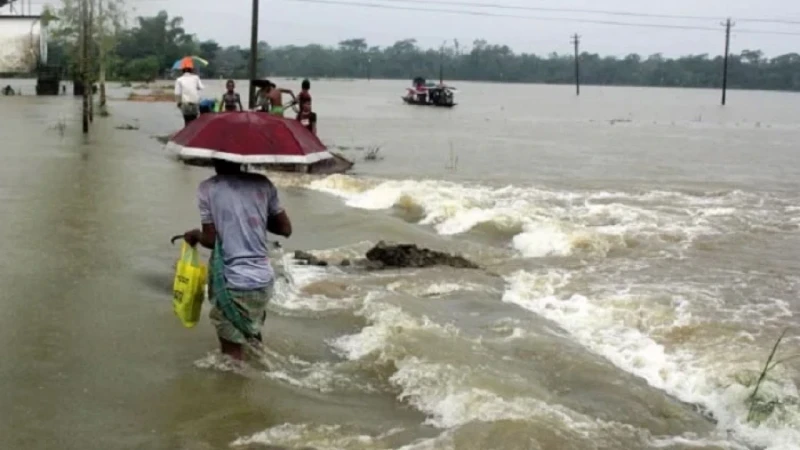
<box><xmin>293</xmin><ymin>241</ymin><xmax>479</xmax><ymax>270</ymax></box>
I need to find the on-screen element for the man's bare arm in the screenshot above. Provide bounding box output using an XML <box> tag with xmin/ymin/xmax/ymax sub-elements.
<box><xmin>280</xmin><ymin>88</ymin><xmax>297</xmax><ymax>103</ymax></box>
<box><xmin>267</xmin><ymin>211</ymin><xmax>292</xmax><ymax>238</ymax></box>
<box><xmin>184</xmin><ymin>223</ymin><xmax>217</xmax><ymax>249</ymax></box>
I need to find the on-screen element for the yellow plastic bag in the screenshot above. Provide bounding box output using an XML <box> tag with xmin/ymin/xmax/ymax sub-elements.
<box><xmin>172</xmin><ymin>242</ymin><xmax>208</xmax><ymax>328</ymax></box>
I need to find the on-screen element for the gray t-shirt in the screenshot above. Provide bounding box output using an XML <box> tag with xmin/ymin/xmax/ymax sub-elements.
<box><xmin>198</xmin><ymin>173</ymin><xmax>283</xmax><ymax>290</ymax></box>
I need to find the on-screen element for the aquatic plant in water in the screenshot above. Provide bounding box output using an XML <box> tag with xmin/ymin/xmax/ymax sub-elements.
<box><xmin>746</xmin><ymin>329</ymin><xmax>800</xmax><ymax>424</ymax></box>
<box><xmin>364</xmin><ymin>146</ymin><xmax>381</xmax><ymax>161</ymax></box>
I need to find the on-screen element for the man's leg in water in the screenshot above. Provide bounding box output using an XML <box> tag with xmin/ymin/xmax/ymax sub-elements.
<box><xmin>218</xmin><ymin>330</ymin><xmax>264</xmax><ymax>360</ymax></box>
<box><xmin>219</xmin><ymin>338</ymin><xmax>244</xmax><ymax>360</ymax></box>
<box><xmin>209</xmin><ymin>283</ymin><xmax>273</xmax><ymax>360</ymax></box>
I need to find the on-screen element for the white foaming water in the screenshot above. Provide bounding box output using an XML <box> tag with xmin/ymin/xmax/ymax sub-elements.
<box><xmin>327</xmin><ymin>294</ymin><xmax>643</xmax><ymax>444</ymax></box>
<box><xmin>391</xmin><ymin>357</ymin><xmax>577</xmax><ymax>429</ymax></box>
<box><xmin>511</xmin><ymin>222</ymin><xmax>576</xmax><ymax>257</ymax></box>
<box><xmin>503</xmin><ymin>270</ymin><xmax>800</xmax><ymax>450</ymax></box>
<box><xmin>231</xmin><ymin>423</ymin><xmax>398</xmax><ymax>449</ymax></box>
<box><xmin>396</xmin><ymin>431</ymin><xmax>455</xmax><ymax>450</ymax></box>
<box><xmin>328</xmin><ymin>293</ymin><xmax>456</xmax><ymax>362</ymax></box>
<box><xmin>308</xmin><ymin>175</ymin><xmax>784</xmax><ymax>258</ymax></box>
<box><xmin>264</xmin><ymin>359</ymin><xmax>378</xmax><ymax>394</ymax></box>
<box><xmin>269</xmin><ymin>253</ymin><xmax>360</xmax><ymax>313</ymax></box>
<box><xmin>386</xmin><ymin>280</ymin><xmax>491</xmax><ymax>298</ymax></box>
<box><xmin>194</xmin><ymin>351</ymin><xmax>249</xmax><ymax>373</ymax></box>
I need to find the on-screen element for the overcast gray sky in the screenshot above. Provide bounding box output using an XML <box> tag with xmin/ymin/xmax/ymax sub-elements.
<box><xmin>22</xmin><ymin>0</ymin><xmax>800</xmax><ymax>56</ymax></box>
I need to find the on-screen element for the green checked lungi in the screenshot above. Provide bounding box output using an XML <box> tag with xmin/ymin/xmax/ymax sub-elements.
<box><xmin>208</xmin><ymin>240</ymin><xmax>274</xmax><ymax>344</ymax></box>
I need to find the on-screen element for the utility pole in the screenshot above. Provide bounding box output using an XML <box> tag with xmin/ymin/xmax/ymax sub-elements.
<box><xmin>439</xmin><ymin>41</ymin><xmax>446</xmax><ymax>84</ymax></box>
<box><xmin>98</xmin><ymin>0</ymin><xmax>106</xmax><ymax>107</ymax></box>
<box><xmin>247</xmin><ymin>0</ymin><xmax>259</xmax><ymax>109</ymax></box>
<box><xmin>80</xmin><ymin>0</ymin><xmax>89</xmax><ymax>133</ymax></box>
<box><xmin>571</xmin><ymin>33</ymin><xmax>581</xmax><ymax>96</ymax></box>
<box><xmin>88</xmin><ymin>0</ymin><xmax>94</xmax><ymax>123</ymax></box>
<box><xmin>721</xmin><ymin>18</ymin><xmax>734</xmax><ymax>106</ymax></box>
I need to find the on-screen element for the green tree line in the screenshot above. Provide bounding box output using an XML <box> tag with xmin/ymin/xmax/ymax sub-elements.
<box><xmin>47</xmin><ymin>8</ymin><xmax>800</xmax><ymax>91</ymax></box>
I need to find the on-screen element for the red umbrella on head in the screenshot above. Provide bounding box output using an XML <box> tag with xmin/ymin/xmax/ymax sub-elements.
<box><xmin>165</xmin><ymin>112</ymin><xmax>332</xmax><ymax>165</ymax></box>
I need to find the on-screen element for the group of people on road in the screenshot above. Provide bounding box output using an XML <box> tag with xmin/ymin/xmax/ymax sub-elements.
<box><xmin>251</xmin><ymin>78</ymin><xmax>316</xmax><ymax>135</ymax></box>
<box><xmin>173</xmin><ymin>65</ymin><xmax>317</xmax><ymax>135</ymax></box>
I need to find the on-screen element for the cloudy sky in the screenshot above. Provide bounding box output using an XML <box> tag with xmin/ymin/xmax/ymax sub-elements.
<box><xmin>20</xmin><ymin>0</ymin><xmax>800</xmax><ymax>56</ymax></box>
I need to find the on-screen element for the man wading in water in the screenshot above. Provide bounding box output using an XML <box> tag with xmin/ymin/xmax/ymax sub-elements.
<box><xmin>174</xmin><ymin>64</ymin><xmax>204</xmax><ymax>126</ymax></box>
<box><xmin>183</xmin><ymin>159</ymin><xmax>292</xmax><ymax>360</ymax></box>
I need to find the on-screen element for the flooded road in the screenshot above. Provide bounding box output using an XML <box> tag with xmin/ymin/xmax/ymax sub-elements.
<box><xmin>1</xmin><ymin>79</ymin><xmax>799</xmax><ymax>450</ymax></box>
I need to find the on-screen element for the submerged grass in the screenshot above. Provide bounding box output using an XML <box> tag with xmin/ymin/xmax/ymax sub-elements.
<box><xmin>446</xmin><ymin>141</ymin><xmax>458</xmax><ymax>171</ymax></box>
<box><xmin>747</xmin><ymin>328</ymin><xmax>800</xmax><ymax>423</ymax></box>
<box><xmin>51</xmin><ymin>117</ymin><xmax>66</xmax><ymax>137</ymax></box>
<box><xmin>364</xmin><ymin>146</ymin><xmax>381</xmax><ymax>161</ymax></box>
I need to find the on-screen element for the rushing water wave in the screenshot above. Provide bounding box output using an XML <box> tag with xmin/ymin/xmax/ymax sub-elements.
<box><xmin>233</xmin><ymin>174</ymin><xmax>800</xmax><ymax>450</ymax></box>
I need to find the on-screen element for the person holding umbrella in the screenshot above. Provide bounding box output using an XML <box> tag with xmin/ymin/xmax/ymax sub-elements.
<box><xmin>182</xmin><ymin>158</ymin><xmax>293</xmax><ymax>361</ymax></box>
<box><xmin>174</xmin><ymin>58</ymin><xmax>204</xmax><ymax>126</ymax></box>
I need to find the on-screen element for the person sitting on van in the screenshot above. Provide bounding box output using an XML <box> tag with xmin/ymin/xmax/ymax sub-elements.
<box><xmin>297</xmin><ymin>79</ymin><xmax>312</xmax><ymax>110</ymax></box>
<box><xmin>297</xmin><ymin>101</ymin><xmax>317</xmax><ymax>135</ymax></box>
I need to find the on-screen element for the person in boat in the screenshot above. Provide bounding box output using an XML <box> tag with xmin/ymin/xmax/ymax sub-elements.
<box><xmin>183</xmin><ymin>159</ymin><xmax>293</xmax><ymax>361</ymax></box>
<box><xmin>265</xmin><ymin>80</ymin><xmax>297</xmax><ymax>117</ymax></box>
<box><xmin>297</xmin><ymin>101</ymin><xmax>317</xmax><ymax>135</ymax></box>
<box><xmin>174</xmin><ymin>64</ymin><xmax>204</xmax><ymax>126</ymax></box>
<box><xmin>220</xmin><ymin>80</ymin><xmax>244</xmax><ymax>112</ymax></box>
<box><xmin>429</xmin><ymin>86</ymin><xmax>441</xmax><ymax>105</ymax></box>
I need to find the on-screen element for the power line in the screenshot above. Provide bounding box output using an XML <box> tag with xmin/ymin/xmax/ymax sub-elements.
<box><xmin>736</xmin><ymin>28</ymin><xmax>800</xmax><ymax>36</ymax></box>
<box><xmin>735</xmin><ymin>18</ymin><xmax>800</xmax><ymax>26</ymax></box>
<box><xmin>283</xmin><ymin>0</ymin><xmax>800</xmax><ymax>35</ymax></box>
<box><xmin>367</xmin><ymin>0</ymin><xmax>800</xmax><ymax>26</ymax></box>
<box><xmin>283</xmin><ymin>0</ymin><xmax>722</xmax><ymax>31</ymax></box>
<box><xmin>369</xmin><ymin>0</ymin><xmax>723</xmax><ymax>22</ymax></box>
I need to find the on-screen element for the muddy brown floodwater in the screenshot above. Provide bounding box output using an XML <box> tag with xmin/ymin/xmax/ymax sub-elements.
<box><xmin>1</xmin><ymin>78</ymin><xmax>799</xmax><ymax>450</ymax></box>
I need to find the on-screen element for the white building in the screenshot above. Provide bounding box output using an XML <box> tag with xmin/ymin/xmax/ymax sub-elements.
<box><xmin>0</xmin><ymin>14</ymin><xmax>48</xmax><ymax>74</ymax></box>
